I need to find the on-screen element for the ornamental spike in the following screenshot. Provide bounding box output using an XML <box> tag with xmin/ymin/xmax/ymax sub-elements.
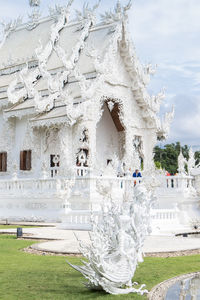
<box><xmin>29</xmin><ymin>0</ymin><xmax>40</xmax><ymax>7</ymax></box>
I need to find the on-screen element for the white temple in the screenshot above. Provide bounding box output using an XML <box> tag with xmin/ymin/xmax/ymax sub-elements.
<box><xmin>2</xmin><ymin>0</ymin><xmax>193</xmax><ymax>230</ymax></box>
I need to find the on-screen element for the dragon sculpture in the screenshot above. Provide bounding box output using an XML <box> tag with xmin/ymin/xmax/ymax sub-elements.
<box><xmin>67</xmin><ymin>171</ymin><xmax>154</xmax><ymax>295</ymax></box>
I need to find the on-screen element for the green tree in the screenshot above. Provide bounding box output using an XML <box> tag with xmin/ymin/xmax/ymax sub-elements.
<box><xmin>195</xmin><ymin>151</ymin><xmax>200</xmax><ymax>166</ymax></box>
<box><xmin>154</xmin><ymin>161</ymin><xmax>162</xmax><ymax>169</ymax></box>
<box><xmin>153</xmin><ymin>142</ymin><xmax>190</xmax><ymax>174</ymax></box>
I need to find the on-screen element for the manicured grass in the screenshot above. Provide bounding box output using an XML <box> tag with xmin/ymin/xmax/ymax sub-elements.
<box><xmin>0</xmin><ymin>225</ymin><xmax>41</xmax><ymax>229</ymax></box>
<box><xmin>0</xmin><ymin>235</ymin><xmax>200</xmax><ymax>299</ymax></box>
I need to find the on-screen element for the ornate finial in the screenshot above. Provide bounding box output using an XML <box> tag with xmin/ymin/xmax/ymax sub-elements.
<box><xmin>27</xmin><ymin>0</ymin><xmax>41</xmax><ymax>30</ymax></box>
<box><xmin>29</xmin><ymin>0</ymin><xmax>40</xmax><ymax>7</ymax></box>
<box><xmin>101</xmin><ymin>0</ymin><xmax>132</xmax><ymax>24</ymax></box>
<box><xmin>75</xmin><ymin>0</ymin><xmax>101</xmax><ymax>22</ymax></box>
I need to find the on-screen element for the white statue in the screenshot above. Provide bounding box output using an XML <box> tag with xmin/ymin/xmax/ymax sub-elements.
<box><xmin>187</xmin><ymin>147</ymin><xmax>196</xmax><ymax>176</ymax></box>
<box><xmin>67</xmin><ymin>180</ymin><xmax>154</xmax><ymax>295</ymax></box>
<box><xmin>178</xmin><ymin>149</ymin><xmax>187</xmax><ymax>175</ymax></box>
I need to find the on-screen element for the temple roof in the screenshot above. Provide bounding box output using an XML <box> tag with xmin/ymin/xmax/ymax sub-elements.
<box><xmin>0</xmin><ymin>1</ymin><xmax>173</xmax><ymax>138</ymax></box>
<box><xmin>0</xmin><ymin>19</ymin><xmax>115</xmax><ymax>75</ymax></box>
<box><xmin>30</xmin><ymin>105</ymin><xmax>68</xmax><ymax>127</ymax></box>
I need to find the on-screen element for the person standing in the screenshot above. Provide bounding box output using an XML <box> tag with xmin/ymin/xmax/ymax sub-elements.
<box><xmin>133</xmin><ymin>169</ymin><xmax>142</xmax><ymax>178</ymax></box>
<box><xmin>133</xmin><ymin>169</ymin><xmax>142</xmax><ymax>186</ymax></box>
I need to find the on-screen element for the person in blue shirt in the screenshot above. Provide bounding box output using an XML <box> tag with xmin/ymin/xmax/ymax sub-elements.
<box><xmin>133</xmin><ymin>169</ymin><xmax>142</xmax><ymax>177</ymax></box>
<box><xmin>133</xmin><ymin>169</ymin><xmax>142</xmax><ymax>185</ymax></box>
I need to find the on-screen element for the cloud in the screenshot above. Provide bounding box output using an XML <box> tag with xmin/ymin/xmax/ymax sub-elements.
<box><xmin>129</xmin><ymin>0</ymin><xmax>200</xmax><ymax>67</ymax></box>
<box><xmin>165</xmin><ymin>94</ymin><xmax>200</xmax><ymax>144</ymax></box>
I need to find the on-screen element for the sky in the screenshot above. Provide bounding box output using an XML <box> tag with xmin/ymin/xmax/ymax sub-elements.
<box><xmin>0</xmin><ymin>0</ymin><xmax>200</xmax><ymax>148</ymax></box>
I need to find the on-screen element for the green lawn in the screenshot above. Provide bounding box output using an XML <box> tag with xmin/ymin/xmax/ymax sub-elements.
<box><xmin>0</xmin><ymin>235</ymin><xmax>200</xmax><ymax>300</ymax></box>
<box><xmin>0</xmin><ymin>225</ymin><xmax>41</xmax><ymax>229</ymax></box>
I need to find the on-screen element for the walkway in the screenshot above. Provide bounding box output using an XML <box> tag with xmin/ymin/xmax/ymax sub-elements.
<box><xmin>1</xmin><ymin>226</ymin><xmax>200</xmax><ymax>254</ymax></box>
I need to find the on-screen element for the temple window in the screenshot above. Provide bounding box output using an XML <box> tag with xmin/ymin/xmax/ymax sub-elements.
<box><xmin>107</xmin><ymin>159</ymin><xmax>112</xmax><ymax>165</ymax></box>
<box><xmin>20</xmin><ymin>150</ymin><xmax>32</xmax><ymax>171</ymax></box>
<box><xmin>50</xmin><ymin>154</ymin><xmax>60</xmax><ymax>177</ymax></box>
<box><xmin>76</xmin><ymin>149</ymin><xmax>88</xmax><ymax>167</ymax></box>
<box><xmin>0</xmin><ymin>152</ymin><xmax>7</xmax><ymax>172</ymax></box>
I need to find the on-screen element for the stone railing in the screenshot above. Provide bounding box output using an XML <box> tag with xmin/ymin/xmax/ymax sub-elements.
<box><xmin>61</xmin><ymin>208</ymin><xmax>181</xmax><ymax>230</ymax></box>
<box><xmin>0</xmin><ymin>176</ymin><xmax>142</xmax><ymax>196</ymax></box>
<box><xmin>151</xmin><ymin>208</ymin><xmax>179</xmax><ymax>220</ymax></box>
<box><xmin>72</xmin><ymin>175</ymin><xmax>142</xmax><ymax>194</ymax></box>
<box><xmin>76</xmin><ymin>166</ymin><xmax>89</xmax><ymax>177</ymax></box>
<box><xmin>60</xmin><ymin>210</ymin><xmax>96</xmax><ymax>230</ymax></box>
<box><xmin>159</xmin><ymin>175</ymin><xmax>194</xmax><ymax>190</ymax></box>
<box><xmin>0</xmin><ymin>173</ymin><xmax>195</xmax><ymax>197</ymax></box>
<box><xmin>49</xmin><ymin>166</ymin><xmax>89</xmax><ymax>178</ymax></box>
<box><xmin>0</xmin><ymin>178</ymin><xmax>67</xmax><ymax>195</ymax></box>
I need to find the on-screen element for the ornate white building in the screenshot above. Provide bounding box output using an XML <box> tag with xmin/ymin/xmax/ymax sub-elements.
<box><xmin>0</xmin><ymin>1</ymin><xmax>173</xmax><ymax>224</ymax></box>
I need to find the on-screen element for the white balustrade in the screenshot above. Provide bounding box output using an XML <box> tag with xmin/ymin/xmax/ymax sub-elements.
<box><xmin>50</xmin><ymin>166</ymin><xmax>59</xmax><ymax>178</ymax></box>
<box><xmin>61</xmin><ymin>210</ymin><xmax>100</xmax><ymax>230</ymax></box>
<box><xmin>162</xmin><ymin>175</ymin><xmax>194</xmax><ymax>190</ymax></box>
<box><xmin>76</xmin><ymin>166</ymin><xmax>89</xmax><ymax>177</ymax></box>
<box><xmin>0</xmin><ymin>178</ymin><xmax>67</xmax><ymax>195</ymax></box>
<box><xmin>0</xmin><ymin>176</ymin><xmax>143</xmax><ymax>195</ymax></box>
<box><xmin>151</xmin><ymin>209</ymin><xmax>179</xmax><ymax>220</ymax></box>
<box><xmin>0</xmin><ymin>173</ymin><xmax>196</xmax><ymax>199</ymax></box>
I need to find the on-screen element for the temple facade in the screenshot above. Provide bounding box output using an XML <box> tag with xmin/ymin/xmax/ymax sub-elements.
<box><xmin>0</xmin><ymin>1</ymin><xmax>173</xmax><ymax>224</ymax></box>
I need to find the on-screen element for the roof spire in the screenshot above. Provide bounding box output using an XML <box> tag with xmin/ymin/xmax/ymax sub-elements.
<box><xmin>29</xmin><ymin>0</ymin><xmax>40</xmax><ymax>7</ymax></box>
<box><xmin>101</xmin><ymin>0</ymin><xmax>132</xmax><ymax>24</ymax></box>
<box><xmin>27</xmin><ymin>0</ymin><xmax>41</xmax><ymax>30</ymax></box>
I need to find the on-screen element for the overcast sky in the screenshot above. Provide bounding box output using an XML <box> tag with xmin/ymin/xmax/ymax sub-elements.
<box><xmin>0</xmin><ymin>0</ymin><xmax>200</xmax><ymax>148</ymax></box>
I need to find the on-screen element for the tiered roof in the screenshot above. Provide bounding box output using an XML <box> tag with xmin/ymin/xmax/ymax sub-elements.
<box><xmin>0</xmin><ymin>0</ymin><xmax>173</xmax><ymax>138</ymax></box>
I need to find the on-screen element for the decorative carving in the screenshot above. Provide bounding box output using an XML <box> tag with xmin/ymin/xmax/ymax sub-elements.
<box><xmin>27</xmin><ymin>8</ymin><xmax>41</xmax><ymax>30</ymax></box>
<box><xmin>133</xmin><ymin>135</ymin><xmax>143</xmax><ymax>157</ymax></box>
<box><xmin>100</xmin><ymin>0</ymin><xmax>132</xmax><ymax>24</ymax></box>
<box><xmin>75</xmin><ymin>0</ymin><xmax>101</xmax><ymax>23</ymax></box>
<box><xmin>75</xmin><ymin>128</ymin><xmax>89</xmax><ymax>167</ymax></box>
<box><xmin>188</xmin><ymin>148</ymin><xmax>196</xmax><ymax>176</ymax></box>
<box><xmin>44</xmin><ymin>126</ymin><xmax>60</xmax><ymax>153</ymax></box>
<box><xmin>12</xmin><ymin>161</ymin><xmax>18</xmax><ymax>180</ymax></box>
<box><xmin>157</xmin><ymin>106</ymin><xmax>174</xmax><ymax>140</ymax></box>
<box><xmin>178</xmin><ymin>149</ymin><xmax>187</xmax><ymax>175</ymax></box>
<box><xmin>67</xmin><ymin>181</ymin><xmax>154</xmax><ymax>295</ymax></box>
<box><xmin>8</xmin><ymin>0</ymin><xmax>74</xmax><ymax>109</ymax></box>
<box><xmin>132</xmin><ymin>135</ymin><xmax>143</xmax><ymax>170</ymax></box>
<box><xmin>0</xmin><ymin>17</ymin><xmax>22</xmax><ymax>49</ymax></box>
<box><xmin>107</xmin><ymin>101</ymin><xmax>114</xmax><ymax>112</ymax></box>
<box><xmin>29</xmin><ymin>0</ymin><xmax>40</xmax><ymax>7</ymax></box>
<box><xmin>77</xmin><ymin>150</ymin><xmax>87</xmax><ymax>166</ymax></box>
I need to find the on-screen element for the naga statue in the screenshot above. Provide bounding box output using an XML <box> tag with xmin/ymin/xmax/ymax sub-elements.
<box><xmin>67</xmin><ymin>171</ymin><xmax>154</xmax><ymax>295</ymax></box>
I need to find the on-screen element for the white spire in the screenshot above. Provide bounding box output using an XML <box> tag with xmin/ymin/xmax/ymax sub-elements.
<box><xmin>27</xmin><ymin>0</ymin><xmax>41</xmax><ymax>30</ymax></box>
<box><xmin>29</xmin><ymin>0</ymin><xmax>40</xmax><ymax>7</ymax></box>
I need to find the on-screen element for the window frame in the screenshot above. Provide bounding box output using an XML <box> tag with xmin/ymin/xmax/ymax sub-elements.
<box><xmin>0</xmin><ymin>152</ymin><xmax>7</xmax><ymax>172</ymax></box>
<box><xmin>20</xmin><ymin>150</ymin><xmax>32</xmax><ymax>171</ymax></box>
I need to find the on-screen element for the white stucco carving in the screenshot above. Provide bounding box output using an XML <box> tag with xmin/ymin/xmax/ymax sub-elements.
<box><xmin>29</xmin><ymin>0</ymin><xmax>40</xmax><ymax>7</ymax></box>
<box><xmin>67</xmin><ymin>179</ymin><xmax>154</xmax><ymax>295</ymax></box>
<box><xmin>0</xmin><ymin>17</ymin><xmax>22</xmax><ymax>49</ymax></box>
<box><xmin>178</xmin><ymin>149</ymin><xmax>187</xmax><ymax>175</ymax></box>
<box><xmin>188</xmin><ymin>148</ymin><xmax>196</xmax><ymax>176</ymax></box>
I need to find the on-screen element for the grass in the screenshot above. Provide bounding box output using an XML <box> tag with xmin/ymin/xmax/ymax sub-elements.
<box><xmin>0</xmin><ymin>225</ymin><xmax>41</xmax><ymax>229</ymax></box>
<box><xmin>0</xmin><ymin>235</ymin><xmax>200</xmax><ymax>300</ymax></box>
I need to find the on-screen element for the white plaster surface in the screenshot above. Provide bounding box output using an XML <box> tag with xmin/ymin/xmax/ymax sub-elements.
<box><xmin>96</xmin><ymin>104</ymin><xmax>119</xmax><ymax>170</ymax></box>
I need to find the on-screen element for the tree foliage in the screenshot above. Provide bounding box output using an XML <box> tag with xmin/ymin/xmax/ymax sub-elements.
<box><xmin>154</xmin><ymin>142</ymin><xmax>191</xmax><ymax>174</ymax></box>
<box><xmin>195</xmin><ymin>151</ymin><xmax>200</xmax><ymax>166</ymax></box>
